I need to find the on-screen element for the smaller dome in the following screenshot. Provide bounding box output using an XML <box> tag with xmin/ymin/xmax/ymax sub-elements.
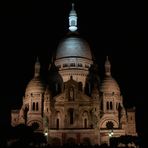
<box><xmin>100</xmin><ymin>76</ymin><xmax>120</xmax><ymax>94</ymax></box>
<box><xmin>26</xmin><ymin>77</ymin><xmax>46</xmax><ymax>94</ymax></box>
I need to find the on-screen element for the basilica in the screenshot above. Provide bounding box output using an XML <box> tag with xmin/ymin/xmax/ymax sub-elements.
<box><xmin>11</xmin><ymin>4</ymin><xmax>137</xmax><ymax>145</ymax></box>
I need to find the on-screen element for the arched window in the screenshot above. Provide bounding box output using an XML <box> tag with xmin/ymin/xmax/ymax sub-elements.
<box><xmin>71</xmin><ymin>20</ymin><xmax>76</xmax><ymax>26</ymax></box>
<box><xmin>31</xmin><ymin>122</ymin><xmax>39</xmax><ymax>130</ymax></box>
<box><xmin>25</xmin><ymin>104</ymin><xmax>29</xmax><ymax>111</ymax></box>
<box><xmin>69</xmin><ymin>109</ymin><xmax>74</xmax><ymax>124</ymax></box>
<box><xmin>70</xmin><ymin>63</ymin><xmax>75</xmax><ymax>67</ymax></box>
<box><xmin>85</xmin><ymin>64</ymin><xmax>89</xmax><ymax>68</ymax></box>
<box><xmin>106</xmin><ymin>121</ymin><xmax>114</xmax><ymax>129</ymax></box>
<box><xmin>110</xmin><ymin>102</ymin><xmax>113</xmax><ymax>110</ymax></box>
<box><xmin>78</xmin><ymin>82</ymin><xmax>82</xmax><ymax>91</ymax></box>
<box><xmin>63</xmin><ymin>63</ymin><xmax>68</xmax><ymax>67</ymax></box>
<box><xmin>118</xmin><ymin>103</ymin><xmax>121</xmax><ymax>108</ymax></box>
<box><xmin>69</xmin><ymin>87</ymin><xmax>74</xmax><ymax>101</ymax></box>
<box><xmin>57</xmin><ymin>65</ymin><xmax>61</xmax><ymax>69</ymax></box>
<box><xmin>36</xmin><ymin>102</ymin><xmax>38</xmax><ymax>111</ymax></box>
<box><xmin>116</xmin><ymin>103</ymin><xmax>118</xmax><ymax>110</ymax></box>
<box><xmin>32</xmin><ymin>102</ymin><xmax>35</xmax><ymax>110</ymax></box>
<box><xmin>84</xmin><ymin>118</ymin><xmax>87</xmax><ymax>128</ymax></box>
<box><xmin>101</xmin><ymin>101</ymin><xmax>103</xmax><ymax>110</ymax></box>
<box><xmin>78</xmin><ymin>63</ymin><xmax>82</xmax><ymax>67</ymax></box>
<box><xmin>56</xmin><ymin>118</ymin><xmax>59</xmax><ymax>129</ymax></box>
<box><xmin>107</xmin><ymin>102</ymin><xmax>109</xmax><ymax>110</ymax></box>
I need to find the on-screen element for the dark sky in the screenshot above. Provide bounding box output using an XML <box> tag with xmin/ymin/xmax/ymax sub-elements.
<box><xmin>0</xmin><ymin>0</ymin><xmax>147</xmax><ymax>141</ymax></box>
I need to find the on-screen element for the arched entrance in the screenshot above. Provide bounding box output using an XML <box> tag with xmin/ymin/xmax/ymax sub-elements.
<box><xmin>51</xmin><ymin>137</ymin><xmax>61</xmax><ymax>146</ymax></box>
<box><xmin>82</xmin><ymin>137</ymin><xmax>91</xmax><ymax>146</ymax></box>
<box><xmin>66</xmin><ymin>137</ymin><xmax>76</xmax><ymax>145</ymax></box>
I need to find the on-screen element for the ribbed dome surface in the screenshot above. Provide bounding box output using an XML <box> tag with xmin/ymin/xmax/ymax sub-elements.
<box><xmin>56</xmin><ymin>36</ymin><xmax>92</xmax><ymax>60</ymax></box>
<box><xmin>26</xmin><ymin>77</ymin><xmax>46</xmax><ymax>94</ymax></box>
<box><xmin>100</xmin><ymin>76</ymin><xmax>120</xmax><ymax>94</ymax></box>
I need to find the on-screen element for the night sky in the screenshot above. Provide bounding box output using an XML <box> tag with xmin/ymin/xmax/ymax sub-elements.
<box><xmin>0</xmin><ymin>0</ymin><xmax>147</xmax><ymax>143</ymax></box>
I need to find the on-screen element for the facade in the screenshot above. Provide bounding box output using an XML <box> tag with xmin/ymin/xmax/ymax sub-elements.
<box><xmin>11</xmin><ymin>4</ymin><xmax>137</xmax><ymax>145</ymax></box>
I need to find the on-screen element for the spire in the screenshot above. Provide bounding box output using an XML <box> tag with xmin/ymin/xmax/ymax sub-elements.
<box><xmin>105</xmin><ymin>56</ymin><xmax>111</xmax><ymax>76</ymax></box>
<box><xmin>34</xmin><ymin>57</ymin><xmax>40</xmax><ymax>77</ymax></box>
<box><xmin>69</xmin><ymin>3</ymin><xmax>78</xmax><ymax>32</ymax></box>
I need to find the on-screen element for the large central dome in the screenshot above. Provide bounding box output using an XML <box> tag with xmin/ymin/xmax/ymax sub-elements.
<box><xmin>56</xmin><ymin>36</ymin><xmax>92</xmax><ymax>60</ymax></box>
<box><xmin>54</xmin><ymin>4</ymin><xmax>93</xmax><ymax>88</ymax></box>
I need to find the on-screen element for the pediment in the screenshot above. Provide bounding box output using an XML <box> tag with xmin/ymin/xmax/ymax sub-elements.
<box><xmin>79</xmin><ymin>93</ymin><xmax>92</xmax><ymax>102</ymax></box>
<box><xmin>54</xmin><ymin>93</ymin><xmax>65</xmax><ymax>102</ymax></box>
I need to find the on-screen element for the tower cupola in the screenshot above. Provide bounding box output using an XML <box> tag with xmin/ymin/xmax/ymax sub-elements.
<box><xmin>105</xmin><ymin>56</ymin><xmax>111</xmax><ymax>76</ymax></box>
<box><xmin>69</xmin><ymin>3</ymin><xmax>77</xmax><ymax>32</ymax></box>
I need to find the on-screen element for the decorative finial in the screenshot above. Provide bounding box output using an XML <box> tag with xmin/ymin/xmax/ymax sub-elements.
<box><xmin>34</xmin><ymin>56</ymin><xmax>40</xmax><ymax>77</ymax></box>
<box><xmin>106</xmin><ymin>56</ymin><xmax>109</xmax><ymax>61</ymax></box>
<box><xmin>72</xmin><ymin>3</ymin><xmax>74</xmax><ymax>10</ymax></box>
<box><xmin>36</xmin><ymin>56</ymin><xmax>39</xmax><ymax>63</ymax></box>
<box><xmin>105</xmin><ymin>56</ymin><xmax>111</xmax><ymax>76</ymax></box>
<box><xmin>70</xmin><ymin>75</ymin><xmax>73</xmax><ymax>80</ymax></box>
<box><xmin>69</xmin><ymin>3</ymin><xmax>77</xmax><ymax>32</ymax></box>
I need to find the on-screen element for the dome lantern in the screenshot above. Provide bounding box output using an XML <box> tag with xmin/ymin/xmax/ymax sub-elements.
<box><xmin>69</xmin><ymin>3</ymin><xmax>77</xmax><ymax>32</ymax></box>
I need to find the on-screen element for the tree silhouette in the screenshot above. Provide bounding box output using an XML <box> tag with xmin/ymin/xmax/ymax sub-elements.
<box><xmin>23</xmin><ymin>107</ymin><xmax>29</xmax><ymax>125</ymax></box>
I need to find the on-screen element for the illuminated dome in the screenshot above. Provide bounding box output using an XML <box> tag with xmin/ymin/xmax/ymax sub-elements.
<box><xmin>26</xmin><ymin>77</ymin><xmax>46</xmax><ymax>94</ymax></box>
<box><xmin>100</xmin><ymin>57</ymin><xmax>120</xmax><ymax>94</ymax></box>
<box><xmin>25</xmin><ymin>58</ymin><xmax>46</xmax><ymax>94</ymax></box>
<box><xmin>100</xmin><ymin>76</ymin><xmax>120</xmax><ymax>94</ymax></box>
<box><xmin>54</xmin><ymin>3</ymin><xmax>93</xmax><ymax>87</ymax></box>
<box><xmin>56</xmin><ymin>36</ymin><xmax>92</xmax><ymax>60</ymax></box>
<box><xmin>56</xmin><ymin>3</ymin><xmax>93</xmax><ymax>60</ymax></box>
